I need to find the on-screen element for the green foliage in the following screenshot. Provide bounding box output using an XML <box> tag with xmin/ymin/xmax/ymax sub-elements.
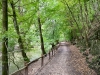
<box><xmin>90</xmin><ymin>41</ymin><xmax>100</xmax><ymax>55</ymax></box>
<box><xmin>8</xmin><ymin>26</ymin><xmax>18</xmax><ymax>51</ymax></box>
<box><xmin>0</xmin><ymin>1</ymin><xmax>2</xmax><ymax>9</ymax></box>
<box><xmin>1</xmin><ymin>0</ymin><xmax>100</xmax><ymax>74</ymax></box>
<box><xmin>0</xmin><ymin>0</ymin><xmax>97</xmax><ymax>54</ymax></box>
<box><xmin>90</xmin><ymin>55</ymin><xmax>100</xmax><ymax>75</ymax></box>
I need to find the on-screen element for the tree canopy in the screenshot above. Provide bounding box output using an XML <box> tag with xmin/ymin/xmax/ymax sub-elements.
<box><xmin>1</xmin><ymin>0</ymin><xmax>100</xmax><ymax>74</ymax></box>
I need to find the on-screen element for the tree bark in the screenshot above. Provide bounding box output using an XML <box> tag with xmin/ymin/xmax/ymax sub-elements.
<box><xmin>38</xmin><ymin>17</ymin><xmax>46</xmax><ymax>55</ymax></box>
<box><xmin>2</xmin><ymin>0</ymin><xmax>9</xmax><ymax>75</ymax></box>
<box><xmin>64</xmin><ymin>1</ymin><xmax>80</xmax><ymax>32</ymax></box>
<box><xmin>10</xmin><ymin>0</ymin><xmax>29</xmax><ymax>64</ymax></box>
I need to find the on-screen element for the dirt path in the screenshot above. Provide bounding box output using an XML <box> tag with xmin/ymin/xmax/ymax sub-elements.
<box><xmin>35</xmin><ymin>42</ymin><xmax>96</xmax><ymax>75</ymax></box>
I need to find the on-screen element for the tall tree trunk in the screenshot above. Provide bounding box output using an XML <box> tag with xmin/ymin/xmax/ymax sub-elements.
<box><xmin>38</xmin><ymin>17</ymin><xmax>46</xmax><ymax>55</ymax></box>
<box><xmin>10</xmin><ymin>0</ymin><xmax>29</xmax><ymax>64</ymax></box>
<box><xmin>2</xmin><ymin>0</ymin><xmax>9</xmax><ymax>75</ymax></box>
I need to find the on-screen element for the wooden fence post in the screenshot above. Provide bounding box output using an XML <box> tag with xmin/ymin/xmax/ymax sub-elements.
<box><xmin>25</xmin><ymin>66</ymin><xmax>28</xmax><ymax>75</ymax></box>
<box><xmin>52</xmin><ymin>49</ymin><xmax>53</xmax><ymax>56</ymax></box>
<box><xmin>54</xmin><ymin>49</ymin><xmax>55</xmax><ymax>56</ymax></box>
<box><xmin>41</xmin><ymin>55</ymin><xmax>44</xmax><ymax>67</ymax></box>
<box><xmin>49</xmin><ymin>51</ymin><xmax>51</xmax><ymax>59</ymax></box>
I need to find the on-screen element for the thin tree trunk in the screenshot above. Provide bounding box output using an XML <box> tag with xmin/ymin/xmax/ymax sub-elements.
<box><xmin>10</xmin><ymin>0</ymin><xmax>29</xmax><ymax>64</ymax></box>
<box><xmin>38</xmin><ymin>17</ymin><xmax>46</xmax><ymax>55</ymax></box>
<box><xmin>64</xmin><ymin>1</ymin><xmax>81</xmax><ymax>32</ymax></box>
<box><xmin>2</xmin><ymin>0</ymin><xmax>9</xmax><ymax>75</ymax></box>
<box><xmin>78</xmin><ymin>0</ymin><xmax>89</xmax><ymax>47</ymax></box>
<box><xmin>63</xmin><ymin>1</ymin><xmax>83</xmax><ymax>41</ymax></box>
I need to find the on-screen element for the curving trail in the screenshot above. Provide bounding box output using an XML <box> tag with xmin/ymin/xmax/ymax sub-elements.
<box><xmin>35</xmin><ymin>42</ymin><xmax>96</xmax><ymax>75</ymax></box>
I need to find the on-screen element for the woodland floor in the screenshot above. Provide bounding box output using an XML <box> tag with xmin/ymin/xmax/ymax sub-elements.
<box><xmin>33</xmin><ymin>42</ymin><xmax>97</xmax><ymax>75</ymax></box>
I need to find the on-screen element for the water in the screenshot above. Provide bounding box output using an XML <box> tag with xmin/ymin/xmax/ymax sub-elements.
<box><xmin>0</xmin><ymin>48</ymin><xmax>42</xmax><ymax>75</ymax></box>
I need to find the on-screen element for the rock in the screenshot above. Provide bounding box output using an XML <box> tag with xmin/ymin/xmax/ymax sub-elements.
<box><xmin>83</xmin><ymin>48</ymin><xmax>90</xmax><ymax>56</ymax></box>
<box><xmin>87</xmin><ymin>54</ymin><xmax>93</xmax><ymax>63</ymax></box>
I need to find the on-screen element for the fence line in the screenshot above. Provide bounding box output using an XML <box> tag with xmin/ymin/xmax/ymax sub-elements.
<box><xmin>11</xmin><ymin>44</ymin><xmax>60</xmax><ymax>75</ymax></box>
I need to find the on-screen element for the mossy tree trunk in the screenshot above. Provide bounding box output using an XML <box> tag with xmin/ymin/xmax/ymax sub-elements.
<box><xmin>10</xmin><ymin>0</ymin><xmax>29</xmax><ymax>64</ymax></box>
<box><xmin>2</xmin><ymin>0</ymin><xmax>9</xmax><ymax>75</ymax></box>
<box><xmin>38</xmin><ymin>17</ymin><xmax>46</xmax><ymax>55</ymax></box>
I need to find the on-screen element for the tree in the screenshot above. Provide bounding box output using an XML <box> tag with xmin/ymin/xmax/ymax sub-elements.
<box><xmin>38</xmin><ymin>17</ymin><xmax>46</xmax><ymax>55</ymax></box>
<box><xmin>10</xmin><ymin>0</ymin><xmax>30</xmax><ymax>64</ymax></box>
<box><xmin>2</xmin><ymin>0</ymin><xmax>9</xmax><ymax>75</ymax></box>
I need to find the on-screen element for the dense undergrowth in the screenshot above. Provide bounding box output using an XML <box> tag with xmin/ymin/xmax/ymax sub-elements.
<box><xmin>76</xmin><ymin>40</ymin><xmax>100</xmax><ymax>75</ymax></box>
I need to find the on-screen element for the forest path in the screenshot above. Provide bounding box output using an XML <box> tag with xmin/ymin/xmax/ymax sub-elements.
<box><xmin>35</xmin><ymin>42</ymin><xmax>96</xmax><ymax>75</ymax></box>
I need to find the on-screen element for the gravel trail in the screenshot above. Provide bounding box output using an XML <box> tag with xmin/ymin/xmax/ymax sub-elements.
<box><xmin>35</xmin><ymin>42</ymin><xmax>96</xmax><ymax>75</ymax></box>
